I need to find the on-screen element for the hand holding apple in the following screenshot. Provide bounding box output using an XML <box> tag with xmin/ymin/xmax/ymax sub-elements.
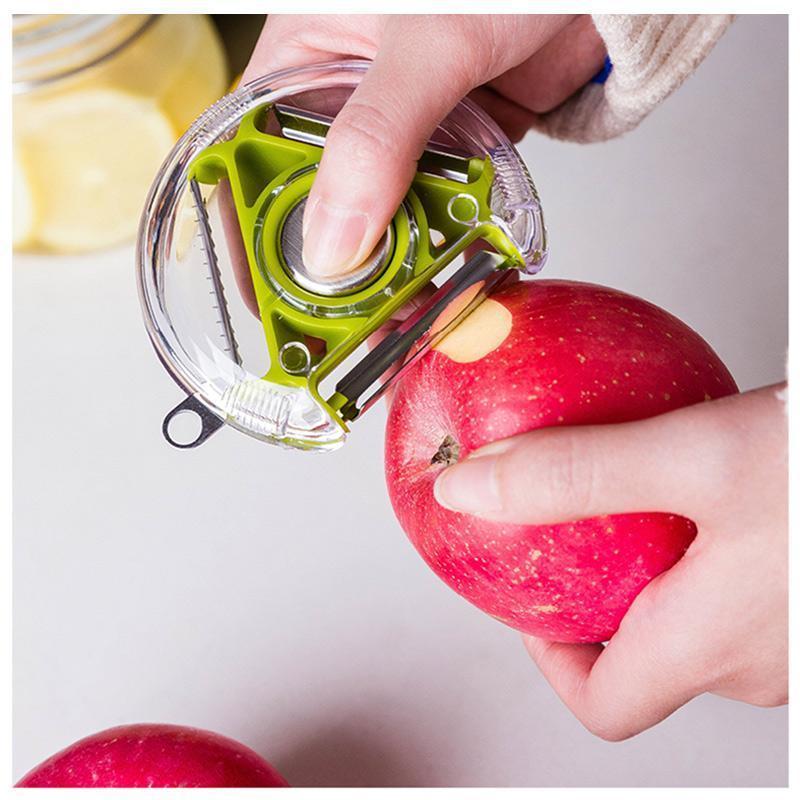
<box><xmin>385</xmin><ymin>278</ymin><xmax>787</xmax><ymax>740</ymax></box>
<box><xmin>439</xmin><ymin>383</ymin><xmax>788</xmax><ymax>740</ymax></box>
<box><xmin>386</xmin><ymin>280</ymin><xmax>740</xmax><ymax>642</ymax></box>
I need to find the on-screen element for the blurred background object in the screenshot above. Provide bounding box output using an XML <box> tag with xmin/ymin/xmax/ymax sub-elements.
<box><xmin>12</xmin><ymin>14</ymin><xmax>228</xmax><ymax>253</ymax></box>
<box><xmin>213</xmin><ymin>14</ymin><xmax>265</xmax><ymax>78</ymax></box>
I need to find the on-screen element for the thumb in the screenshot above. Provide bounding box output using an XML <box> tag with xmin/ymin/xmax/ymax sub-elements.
<box><xmin>301</xmin><ymin>35</ymin><xmax>479</xmax><ymax>278</ymax></box>
<box><xmin>432</xmin><ymin>391</ymin><xmax>748</xmax><ymax>527</ymax></box>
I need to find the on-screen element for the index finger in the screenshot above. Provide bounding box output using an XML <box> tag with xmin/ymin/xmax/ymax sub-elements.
<box><xmin>300</xmin><ymin>15</ymin><xmax>575</xmax><ymax>278</ymax></box>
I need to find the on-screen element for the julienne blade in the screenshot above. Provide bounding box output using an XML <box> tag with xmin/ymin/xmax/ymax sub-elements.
<box><xmin>189</xmin><ymin>177</ymin><xmax>242</xmax><ymax>366</ymax></box>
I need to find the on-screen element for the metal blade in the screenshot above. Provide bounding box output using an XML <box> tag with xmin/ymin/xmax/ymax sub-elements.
<box><xmin>189</xmin><ymin>178</ymin><xmax>242</xmax><ymax>366</ymax></box>
<box><xmin>273</xmin><ymin>103</ymin><xmax>473</xmax><ymax>183</ymax></box>
<box><xmin>335</xmin><ymin>250</ymin><xmax>515</xmax><ymax>418</ymax></box>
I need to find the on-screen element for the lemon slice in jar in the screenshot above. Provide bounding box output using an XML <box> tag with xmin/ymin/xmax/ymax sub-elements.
<box><xmin>18</xmin><ymin>89</ymin><xmax>175</xmax><ymax>252</ymax></box>
<box><xmin>13</xmin><ymin>154</ymin><xmax>35</xmax><ymax>248</ymax></box>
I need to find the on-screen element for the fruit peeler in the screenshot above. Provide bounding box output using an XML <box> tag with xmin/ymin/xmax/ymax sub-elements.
<box><xmin>137</xmin><ymin>61</ymin><xmax>547</xmax><ymax>451</ymax></box>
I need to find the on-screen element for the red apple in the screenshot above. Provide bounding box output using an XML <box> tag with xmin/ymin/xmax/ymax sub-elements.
<box><xmin>16</xmin><ymin>723</ymin><xmax>288</xmax><ymax>788</ymax></box>
<box><xmin>385</xmin><ymin>279</ymin><xmax>738</xmax><ymax>643</ymax></box>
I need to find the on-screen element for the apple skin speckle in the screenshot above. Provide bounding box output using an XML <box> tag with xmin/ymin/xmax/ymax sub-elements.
<box><xmin>15</xmin><ymin>724</ymin><xmax>288</xmax><ymax>788</ymax></box>
<box><xmin>385</xmin><ymin>280</ymin><xmax>738</xmax><ymax>643</ymax></box>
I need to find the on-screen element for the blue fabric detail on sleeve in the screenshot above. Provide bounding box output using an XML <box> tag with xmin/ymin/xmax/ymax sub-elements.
<box><xmin>590</xmin><ymin>55</ymin><xmax>613</xmax><ymax>85</ymax></box>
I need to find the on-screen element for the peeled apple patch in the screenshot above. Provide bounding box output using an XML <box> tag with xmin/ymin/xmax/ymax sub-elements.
<box><xmin>434</xmin><ymin>298</ymin><xmax>512</xmax><ymax>363</ymax></box>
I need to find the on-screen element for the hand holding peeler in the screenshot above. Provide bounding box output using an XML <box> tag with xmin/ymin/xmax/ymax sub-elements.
<box><xmin>137</xmin><ymin>61</ymin><xmax>547</xmax><ymax>451</ymax></box>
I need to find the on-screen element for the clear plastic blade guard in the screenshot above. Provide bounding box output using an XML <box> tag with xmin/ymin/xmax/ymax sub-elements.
<box><xmin>137</xmin><ymin>61</ymin><xmax>547</xmax><ymax>451</ymax></box>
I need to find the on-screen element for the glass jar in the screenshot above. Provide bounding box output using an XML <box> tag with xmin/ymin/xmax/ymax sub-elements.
<box><xmin>12</xmin><ymin>14</ymin><xmax>229</xmax><ymax>253</ymax></box>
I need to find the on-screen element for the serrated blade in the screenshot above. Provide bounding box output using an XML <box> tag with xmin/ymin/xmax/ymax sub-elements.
<box><xmin>189</xmin><ymin>177</ymin><xmax>242</xmax><ymax>366</ymax></box>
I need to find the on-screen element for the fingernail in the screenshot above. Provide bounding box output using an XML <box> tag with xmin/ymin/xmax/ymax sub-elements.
<box><xmin>302</xmin><ymin>199</ymin><xmax>369</xmax><ymax>277</ymax></box>
<box><xmin>301</xmin><ymin>196</ymin><xmax>317</xmax><ymax>237</ymax></box>
<box><xmin>434</xmin><ymin>454</ymin><xmax>504</xmax><ymax>514</ymax></box>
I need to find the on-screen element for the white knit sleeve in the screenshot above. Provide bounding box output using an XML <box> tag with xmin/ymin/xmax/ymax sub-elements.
<box><xmin>530</xmin><ymin>14</ymin><xmax>735</xmax><ymax>143</ymax></box>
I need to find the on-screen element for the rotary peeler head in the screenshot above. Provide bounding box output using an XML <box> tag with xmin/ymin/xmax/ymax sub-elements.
<box><xmin>137</xmin><ymin>61</ymin><xmax>548</xmax><ymax>452</ymax></box>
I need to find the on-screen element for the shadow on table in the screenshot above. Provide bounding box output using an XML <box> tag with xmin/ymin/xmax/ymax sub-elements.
<box><xmin>259</xmin><ymin>717</ymin><xmax>437</xmax><ymax>788</ymax></box>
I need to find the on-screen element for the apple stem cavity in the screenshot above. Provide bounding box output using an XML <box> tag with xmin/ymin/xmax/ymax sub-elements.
<box><xmin>431</xmin><ymin>434</ymin><xmax>460</xmax><ymax>467</ymax></box>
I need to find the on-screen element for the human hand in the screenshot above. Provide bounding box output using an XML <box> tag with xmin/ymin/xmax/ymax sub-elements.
<box><xmin>242</xmin><ymin>14</ymin><xmax>607</xmax><ymax>278</ymax></box>
<box><xmin>433</xmin><ymin>384</ymin><xmax>788</xmax><ymax>740</ymax></box>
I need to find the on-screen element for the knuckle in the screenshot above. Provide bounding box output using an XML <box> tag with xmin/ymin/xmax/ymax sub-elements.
<box><xmin>328</xmin><ymin>100</ymin><xmax>406</xmax><ymax>168</ymax></box>
<box><xmin>505</xmin><ymin>119</ymin><xmax>534</xmax><ymax>143</ymax></box>
<box><xmin>577</xmin><ymin>705</ymin><xmax>631</xmax><ymax>742</ymax></box>
<box><xmin>748</xmin><ymin>688</ymin><xmax>787</xmax><ymax>708</ymax></box>
<box><xmin>714</xmin><ymin>677</ymin><xmax>788</xmax><ymax>708</ymax></box>
<box><xmin>573</xmin><ymin>677</ymin><xmax>641</xmax><ymax>743</ymax></box>
<box><xmin>679</xmin><ymin>399</ymin><xmax>747</xmax><ymax>507</ymax></box>
<box><xmin>525</xmin><ymin>87</ymin><xmax>562</xmax><ymax>115</ymax></box>
<box><xmin>730</xmin><ymin>673</ymin><xmax>788</xmax><ymax>707</ymax></box>
<box><xmin>402</xmin><ymin>17</ymin><xmax>489</xmax><ymax>85</ymax></box>
<box><xmin>537</xmin><ymin>431</ymin><xmax>597</xmax><ymax>520</ymax></box>
<box><xmin>497</xmin><ymin>430</ymin><xmax>598</xmax><ymax>520</ymax></box>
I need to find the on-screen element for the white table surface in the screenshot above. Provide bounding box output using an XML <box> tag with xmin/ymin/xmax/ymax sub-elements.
<box><xmin>13</xmin><ymin>15</ymin><xmax>788</xmax><ymax>787</ymax></box>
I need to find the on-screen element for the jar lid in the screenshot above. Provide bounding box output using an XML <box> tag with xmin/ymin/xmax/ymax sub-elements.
<box><xmin>12</xmin><ymin>14</ymin><xmax>153</xmax><ymax>91</ymax></box>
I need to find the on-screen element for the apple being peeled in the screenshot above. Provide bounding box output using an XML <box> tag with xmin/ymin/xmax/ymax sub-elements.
<box><xmin>16</xmin><ymin>723</ymin><xmax>288</xmax><ymax>788</ymax></box>
<box><xmin>385</xmin><ymin>279</ymin><xmax>737</xmax><ymax>643</ymax></box>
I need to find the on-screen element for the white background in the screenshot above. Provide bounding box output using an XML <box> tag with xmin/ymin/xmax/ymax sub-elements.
<box><xmin>14</xmin><ymin>15</ymin><xmax>788</xmax><ymax>787</ymax></box>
